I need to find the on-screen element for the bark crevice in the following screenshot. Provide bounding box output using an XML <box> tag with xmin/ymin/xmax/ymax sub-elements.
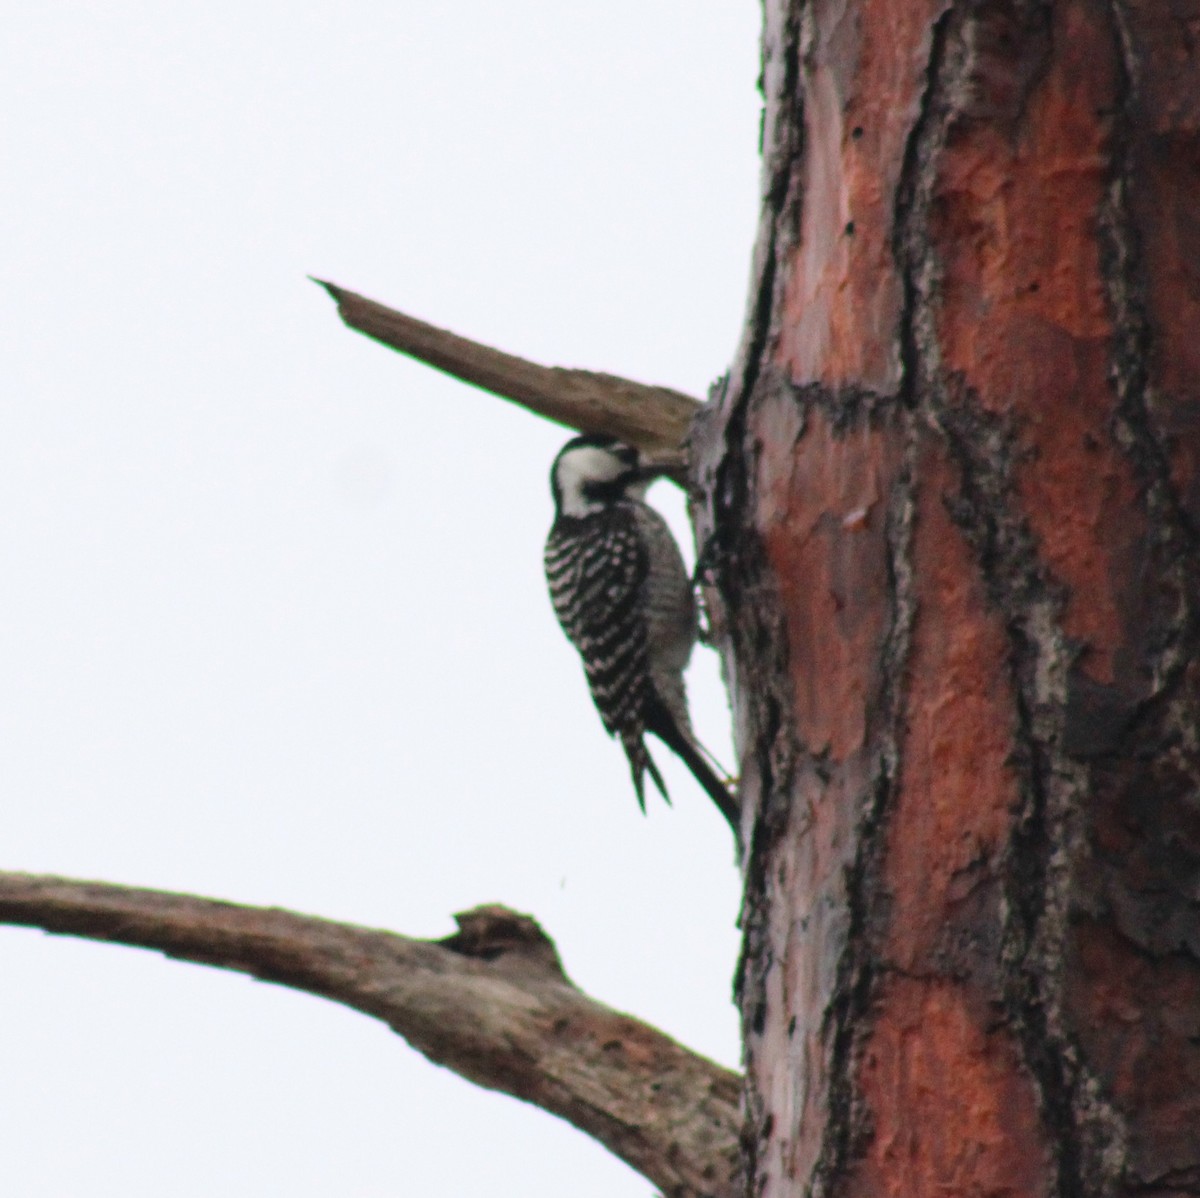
<box><xmin>887</xmin><ymin>3</ymin><xmax>1109</xmax><ymax>1194</ymax></box>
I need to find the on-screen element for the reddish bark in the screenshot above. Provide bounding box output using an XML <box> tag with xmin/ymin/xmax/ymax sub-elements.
<box><xmin>693</xmin><ymin>0</ymin><xmax>1200</xmax><ymax>1194</ymax></box>
<box><xmin>884</xmin><ymin>442</ymin><xmax>1020</xmax><ymax>975</ymax></box>
<box><xmin>756</xmin><ymin>405</ymin><xmax>904</xmax><ymax>759</ymax></box>
<box><xmin>1120</xmin><ymin>4</ymin><xmax>1200</xmax><ymax>525</ymax></box>
<box><xmin>777</xmin><ymin>0</ymin><xmax>943</xmax><ymax>390</ymax></box>
<box><xmin>853</xmin><ymin>977</ymin><xmax>1051</xmax><ymax>1197</ymax></box>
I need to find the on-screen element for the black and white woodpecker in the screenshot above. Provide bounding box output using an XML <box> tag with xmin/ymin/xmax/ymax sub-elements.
<box><xmin>543</xmin><ymin>433</ymin><xmax>738</xmax><ymax>830</ymax></box>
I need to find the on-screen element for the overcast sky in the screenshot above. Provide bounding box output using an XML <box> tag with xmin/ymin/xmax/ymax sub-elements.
<box><xmin>1</xmin><ymin>5</ymin><xmax>762</xmax><ymax>1194</ymax></box>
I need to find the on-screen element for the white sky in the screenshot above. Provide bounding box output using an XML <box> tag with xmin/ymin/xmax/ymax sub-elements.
<box><xmin>1</xmin><ymin>4</ymin><xmax>762</xmax><ymax>1194</ymax></box>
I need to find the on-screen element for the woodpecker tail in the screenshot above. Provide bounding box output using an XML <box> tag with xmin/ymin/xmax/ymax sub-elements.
<box><xmin>644</xmin><ymin>697</ymin><xmax>740</xmax><ymax>831</ymax></box>
<box><xmin>622</xmin><ymin>734</ymin><xmax>671</xmax><ymax>813</ymax></box>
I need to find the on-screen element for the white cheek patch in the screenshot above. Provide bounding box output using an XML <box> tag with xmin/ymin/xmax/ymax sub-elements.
<box><xmin>558</xmin><ymin>447</ymin><xmax>623</xmax><ymax>489</ymax></box>
<box><xmin>555</xmin><ymin>446</ymin><xmax>629</xmax><ymax>517</ymax></box>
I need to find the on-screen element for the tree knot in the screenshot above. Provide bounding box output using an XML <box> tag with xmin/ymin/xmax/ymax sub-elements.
<box><xmin>438</xmin><ymin>904</ymin><xmax>571</xmax><ymax>984</ymax></box>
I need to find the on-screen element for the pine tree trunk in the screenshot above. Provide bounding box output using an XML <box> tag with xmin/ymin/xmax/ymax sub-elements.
<box><xmin>692</xmin><ymin>2</ymin><xmax>1200</xmax><ymax>1193</ymax></box>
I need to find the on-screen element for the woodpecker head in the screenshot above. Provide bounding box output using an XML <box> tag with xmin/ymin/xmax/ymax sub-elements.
<box><xmin>549</xmin><ymin>434</ymin><xmax>658</xmax><ymax>518</ymax></box>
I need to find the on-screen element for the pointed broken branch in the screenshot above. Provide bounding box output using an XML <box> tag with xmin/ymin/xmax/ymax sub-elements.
<box><xmin>313</xmin><ymin>280</ymin><xmax>699</xmax><ymax>462</ymax></box>
<box><xmin>0</xmin><ymin>873</ymin><xmax>741</xmax><ymax>1198</ymax></box>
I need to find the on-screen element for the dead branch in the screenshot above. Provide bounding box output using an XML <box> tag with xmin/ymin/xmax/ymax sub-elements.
<box><xmin>313</xmin><ymin>279</ymin><xmax>699</xmax><ymax>464</ymax></box>
<box><xmin>0</xmin><ymin>873</ymin><xmax>741</xmax><ymax>1198</ymax></box>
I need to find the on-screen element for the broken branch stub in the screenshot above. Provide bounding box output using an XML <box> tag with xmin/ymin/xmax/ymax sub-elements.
<box><xmin>313</xmin><ymin>279</ymin><xmax>698</xmax><ymax>465</ymax></box>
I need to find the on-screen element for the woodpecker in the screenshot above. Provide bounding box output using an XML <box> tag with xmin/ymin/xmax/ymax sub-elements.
<box><xmin>543</xmin><ymin>433</ymin><xmax>738</xmax><ymax>830</ymax></box>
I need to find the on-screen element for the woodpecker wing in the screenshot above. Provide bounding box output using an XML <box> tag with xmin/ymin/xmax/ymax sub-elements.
<box><xmin>545</xmin><ymin>506</ymin><xmax>652</xmax><ymax>738</ymax></box>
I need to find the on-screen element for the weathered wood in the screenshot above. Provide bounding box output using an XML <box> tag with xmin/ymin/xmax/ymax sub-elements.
<box><xmin>0</xmin><ymin>874</ymin><xmax>742</xmax><ymax>1198</ymax></box>
<box><xmin>314</xmin><ymin>279</ymin><xmax>698</xmax><ymax>464</ymax></box>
